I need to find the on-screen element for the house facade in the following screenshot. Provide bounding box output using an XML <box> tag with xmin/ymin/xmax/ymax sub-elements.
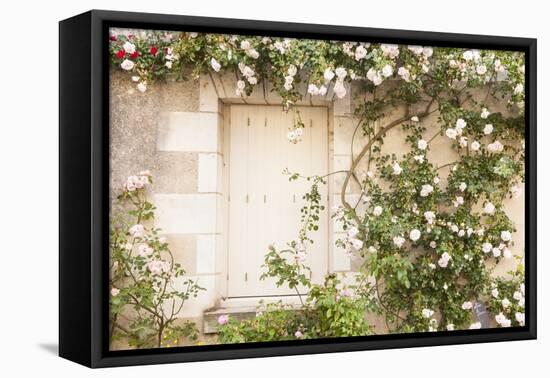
<box><xmin>110</xmin><ymin>69</ymin><xmax>524</xmax><ymax>337</ymax></box>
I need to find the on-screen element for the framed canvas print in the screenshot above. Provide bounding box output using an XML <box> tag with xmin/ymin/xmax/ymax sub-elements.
<box><xmin>59</xmin><ymin>10</ymin><xmax>537</xmax><ymax>368</ymax></box>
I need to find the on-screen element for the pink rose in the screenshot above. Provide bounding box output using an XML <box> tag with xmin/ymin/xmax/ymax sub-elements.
<box><xmin>217</xmin><ymin>314</ymin><xmax>229</xmax><ymax>325</ymax></box>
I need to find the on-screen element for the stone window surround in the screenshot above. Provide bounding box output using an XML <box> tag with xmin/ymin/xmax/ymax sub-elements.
<box><xmin>197</xmin><ymin>72</ymin><xmax>358</xmax><ymax>305</ymax></box>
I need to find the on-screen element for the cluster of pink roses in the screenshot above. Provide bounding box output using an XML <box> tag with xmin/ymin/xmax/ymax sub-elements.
<box><xmin>123</xmin><ymin>170</ymin><xmax>151</xmax><ymax>192</ymax></box>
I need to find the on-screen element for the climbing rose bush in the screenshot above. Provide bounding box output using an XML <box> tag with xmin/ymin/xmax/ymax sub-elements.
<box><xmin>110</xmin><ymin>29</ymin><xmax>526</xmax><ymax>339</ymax></box>
<box><xmin>110</xmin><ymin>172</ymin><xmax>203</xmax><ymax>348</ymax></box>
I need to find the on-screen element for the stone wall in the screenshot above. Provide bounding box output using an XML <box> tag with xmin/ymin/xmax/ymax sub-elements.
<box><xmin>110</xmin><ymin>69</ymin><xmax>524</xmax><ymax>334</ymax></box>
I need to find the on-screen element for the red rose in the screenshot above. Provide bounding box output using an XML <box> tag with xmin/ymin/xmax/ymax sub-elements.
<box><xmin>115</xmin><ymin>49</ymin><xmax>125</xmax><ymax>59</ymax></box>
<box><xmin>150</xmin><ymin>46</ymin><xmax>158</xmax><ymax>56</ymax></box>
<box><xmin>130</xmin><ymin>51</ymin><xmax>139</xmax><ymax>59</ymax></box>
<box><xmin>128</xmin><ymin>34</ymin><xmax>134</xmax><ymax>39</ymax></box>
<box><xmin>109</xmin><ymin>35</ymin><xmax>117</xmax><ymax>41</ymax></box>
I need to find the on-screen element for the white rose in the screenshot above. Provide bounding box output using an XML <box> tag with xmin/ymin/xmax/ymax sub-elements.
<box><xmin>246</xmin><ymin>49</ymin><xmax>259</xmax><ymax>59</ymax></box>
<box><xmin>355</xmin><ymin>45</ymin><xmax>368</xmax><ymax>61</ymax></box>
<box><xmin>469</xmin><ymin>322</ymin><xmax>482</xmax><ymax>329</ymax></box>
<box><xmin>514</xmin><ymin>84</ymin><xmax>524</xmax><ymax>94</ymax></box>
<box><xmin>381</xmin><ymin>44</ymin><xmax>399</xmax><ymax>58</ymax></box>
<box><xmin>453</xmin><ymin>196</ymin><xmax>464</xmax><ymax>207</ymax></box>
<box><xmin>411</xmin><ymin>116</ymin><xmax>420</xmax><ymax>122</ymax></box>
<box><xmin>111</xmin><ymin>288</ymin><xmax>120</xmax><ymax>296</ymax></box>
<box><xmin>381</xmin><ymin>64</ymin><xmax>393</xmax><ymax>78</ymax></box>
<box><xmin>393</xmin><ymin>236</ymin><xmax>405</xmax><ymax>248</ymax></box>
<box><xmin>501</xmin><ymin>230</ymin><xmax>512</xmax><ymax>242</ymax></box>
<box><xmin>392</xmin><ymin>162</ymin><xmax>402</xmax><ymax>175</ymax></box>
<box><xmin>424</xmin><ymin>211</ymin><xmax>435</xmax><ymax>224</ymax></box>
<box><xmin>456</xmin><ymin>118</ymin><xmax>467</xmax><ymax>129</ymax></box>
<box><xmin>287</xmin><ymin>131</ymin><xmax>297</xmax><ymax>142</ymax></box>
<box><xmin>488</xmin><ymin>141</ymin><xmax>504</xmax><ymax>153</ymax></box>
<box><xmin>347</xmin><ymin>227</ymin><xmax>359</xmax><ymax>238</ymax></box>
<box><xmin>470</xmin><ymin>141</ymin><xmax>480</xmax><ymax>151</ymax></box>
<box><xmin>445</xmin><ymin>128</ymin><xmax>457</xmax><ymax>139</ymax></box>
<box><xmin>240</xmin><ymin>40</ymin><xmax>251</xmax><ymax>50</ymax></box>
<box><xmin>476</xmin><ymin>65</ymin><xmax>487</xmax><ymax>75</ymax></box>
<box><xmin>484</xmin><ymin>124</ymin><xmax>494</xmax><ymax>135</ymax></box>
<box><xmin>482</xmin><ymin>242</ymin><xmax>492</xmax><ymax>253</ymax></box>
<box><xmin>288</xmin><ymin>65</ymin><xmax>298</xmax><ymax>77</ymax></box>
<box><xmin>333</xmin><ymin>80</ymin><xmax>347</xmax><ymax>99</ymax></box>
<box><xmin>351</xmin><ymin>238</ymin><xmax>364</xmax><ymax>251</ymax></box>
<box><xmin>463</xmin><ymin>50</ymin><xmax>474</xmax><ymax>61</ymax></box>
<box><xmin>491</xmin><ymin>288</ymin><xmax>499</xmax><ymax>298</ymax></box>
<box><xmin>410</xmin><ymin>229</ymin><xmax>421</xmax><ymax>241</ymax></box>
<box><xmin>495</xmin><ymin>313</ymin><xmax>508</xmax><ymax>325</ymax></box>
<box><xmin>137</xmin><ymin>243</ymin><xmax>153</xmax><ymax>257</ymax></box>
<box><xmin>323</xmin><ymin>68</ymin><xmax>335</xmax><ymax>82</ymax></box>
<box><xmin>484</xmin><ymin>202</ymin><xmax>495</xmax><ymax>214</ymax></box>
<box><xmin>210</xmin><ymin>57</ymin><xmax>221</xmax><ymax>72</ymax></box>
<box><xmin>420</xmin><ymin>184</ymin><xmax>434</xmax><ymax>197</ymax></box>
<box><xmin>459</xmin><ymin>182</ymin><xmax>467</xmax><ymax>192</ymax></box>
<box><xmin>438</xmin><ymin>252</ymin><xmax>451</xmax><ymax>268</ymax></box>
<box><xmin>373</xmin><ymin>206</ymin><xmax>383</xmax><ymax>216</ymax></box>
<box><xmin>492</xmin><ymin>247</ymin><xmax>501</xmax><ymax>258</ymax></box>
<box><xmin>397</xmin><ymin>66</ymin><xmax>410</xmax><ymax>82</ymax></box>
<box><xmin>318</xmin><ymin>85</ymin><xmax>328</xmax><ymax>96</ymax></box>
<box><xmin>481</xmin><ymin>108</ymin><xmax>490</xmax><ymax>119</ymax></box>
<box><xmin>122</xmin><ymin>41</ymin><xmax>136</xmax><ymax>54</ymax></box>
<box><xmin>307</xmin><ymin>84</ymin><xmax>319</xmax><ymax>96</ymax></box>
<box><xmin>418</xmin><ymin>139</ymin><xmax>428</xmax><ymax>150</ymax></box>
<box><xmin>335</xmin><ymin>67</ymin><xmax>347</xmax><ymax>79</ymax></box>
<box><xmin>137</xmin><ymin>83</ymin><xmax>147</xmax><ymax>93</ymax></box>
<box><xmin>515</xmin><ymin>312</ymin><xmax>525</xmax><ymax>326</ymax></box>
<box><xmin>422</xmin><ymin>308</ymin><xmax>434</xmax><ymax>318</ymax></box>
<box><xmin>129</xmin><ymin>224</ymin><xmax>145</xmax><ymax>238</ymax></box>
<box><xmin>131</xmin><ymin>76</ymin><xmax>140</xmax><ymax>82</ymax></box>
<box><xmin>120</xmin><ymin>59</ymin><xmax>135</xmax><ymax>71</ymax></box>
<box><xmin>501</xmin><ymin>298</ymin><xmax>511</xmax><ymax>308</ymax></box>
<box><xmin>423</xmin><ymin>47</ymin><xmax>433</xmax><ymax>58</ymax></box>
<box><xmin>408</xmin><ymin>45</ymin><xmax>424</xmax><ymax>55</ymax></box>
<box><xmin>462</xmin><ymin>301</ymin><xmax>473</xmax><ymax>310</ymax></box>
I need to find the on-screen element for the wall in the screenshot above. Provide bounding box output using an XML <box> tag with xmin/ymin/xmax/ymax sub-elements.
<box><xmin>110</xmin><ymin>67</ymin><xmax>525</xmax><ymax>336</ymax></box>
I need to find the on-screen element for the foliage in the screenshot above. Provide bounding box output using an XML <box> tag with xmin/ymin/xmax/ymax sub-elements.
<box><xmin>110</xmin><ymin>30</ymin><xmax>527</xmax><ymax>339</ymax></box>
<box><xmin>485</xmin><ymin>262</ymin><xmax>525</xmax><ymax>327</ymax></box>
<box><xmin>109</xmin><ymin>172</ymin><xmax>203</xmax><ymax>348</ymax></box>
<box><xmin>218</xmin><ymin>274</ymin><xmax>373</xmax><ymax>343</ymax></box>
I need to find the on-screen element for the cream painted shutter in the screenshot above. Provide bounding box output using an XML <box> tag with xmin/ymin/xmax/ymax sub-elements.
<box><xmin>228</xmin><ymin>105</ymin><xmax>328</xmax><ymax>297</ymax></box>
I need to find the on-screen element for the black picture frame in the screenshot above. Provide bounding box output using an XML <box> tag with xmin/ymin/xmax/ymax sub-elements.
<box><xmin>59</xmin><ymin>9</ymin><xmax>537</xmax><ymax>368</ymax></box>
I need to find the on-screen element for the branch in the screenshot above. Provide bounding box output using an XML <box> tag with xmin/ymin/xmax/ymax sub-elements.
<box><xmin>340</xmin><ymin>98</ymin><xmax>436</xmax><ymax>227</ymax></box>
